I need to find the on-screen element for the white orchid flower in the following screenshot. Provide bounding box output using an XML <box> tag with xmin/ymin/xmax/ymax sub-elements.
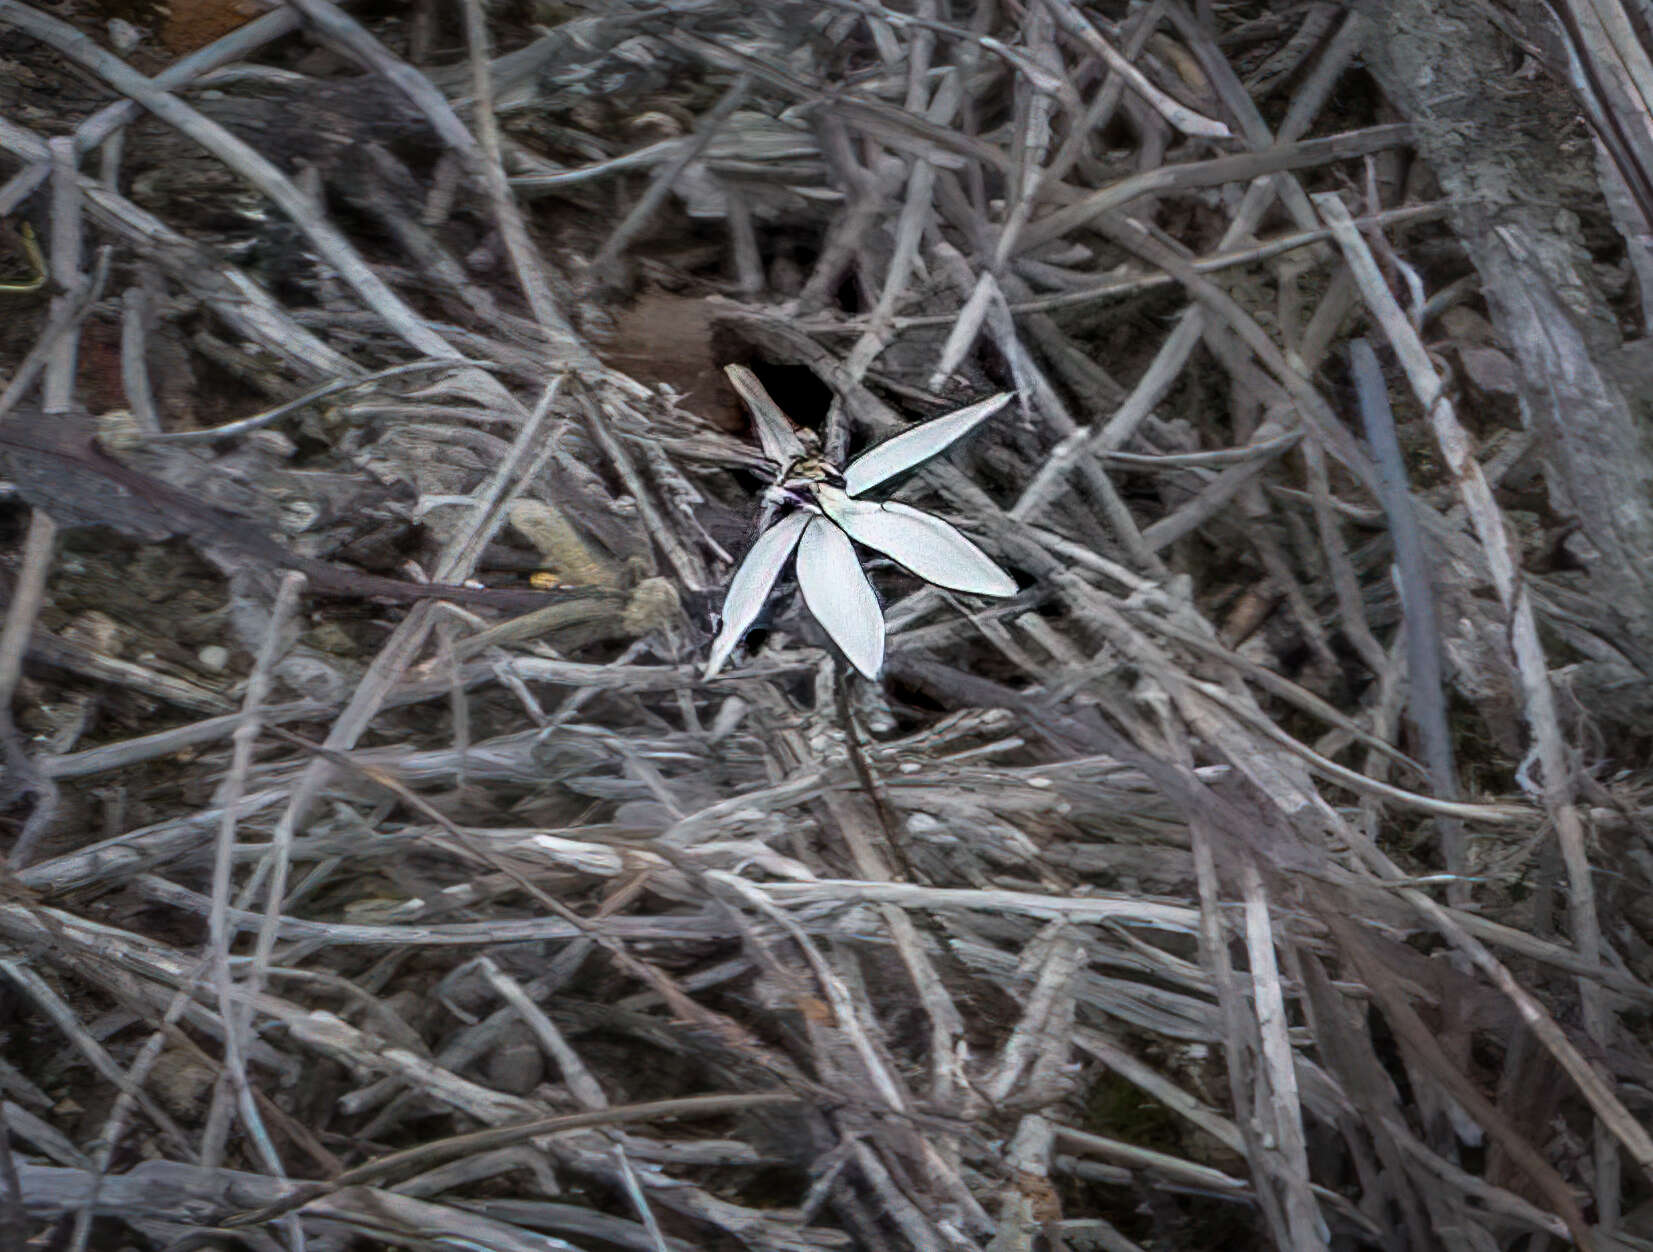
<box><xmin>705</xmin><ymin>366</ymin><xmax>1017</xmax><ymax>680</ymax></box>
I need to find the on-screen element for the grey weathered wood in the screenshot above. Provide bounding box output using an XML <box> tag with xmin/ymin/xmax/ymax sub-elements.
<box><xmin>1356</xmin><ymin>0</ymin><xmax>1653</xmax><ymax>718</ymax></box>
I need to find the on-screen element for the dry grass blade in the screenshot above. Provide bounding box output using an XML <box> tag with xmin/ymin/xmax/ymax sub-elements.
<box><xmin>2</xmin><ymin>2</ymin><xmax>1652</xmax><ymax>1249</ymax></box>
<box><xmin>1318</xmin><ymin>192</ymin><xmax>1651</xmax><ymax>1213</ymax></box>
<box><xmin>0</xmin><ymin>4</ymin><xmax>485</xmax><ymax>382</ymax></box>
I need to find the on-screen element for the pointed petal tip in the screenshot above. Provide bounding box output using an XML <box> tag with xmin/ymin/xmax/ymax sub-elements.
<box><xmin>796</xmin><ymin>517</ymin><xmax>885</xmax><ymax>681</ymax></box>
<box><xmin>725</xmin><ymin>363</ymin><xmax>806</xmax><ymax>466</ymax></box>
<box><xmin>976</xmin><ymin>568</ymin><xmax>1019</xmax><ymax>597</ymax></box>
<box><xmin>703</xmin><ymin>623</ymin><xmax>740</xmax><ymax>679</ymax></box>
<box><xmin>843</xmin><ymin>390</ymin><xmax>1017</xmax><ymax>497</ymax></box>
<box><xmin>823</xmin><ymin>497</ymin><xmax>1019</xmax><ymax>598</ymax></box>
<box><xmin>701</xmin><ymin>511</ymin><xmax>808</xmax><ymax>680</ymax></box>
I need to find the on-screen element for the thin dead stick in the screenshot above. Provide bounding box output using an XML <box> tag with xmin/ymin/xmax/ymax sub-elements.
<box><xmin>0</xmin><ymin>525</ymin><xmax>55</xmax><ymax>879</ymax></box>
<box><xmin>1116</xmin><ymin>600</ymin><xmax>1426</xmax><ymax>775</ymax></box>
<box><xmin>118</xmin><ymin>286</ymin><xmax>160</xmax><ymax>434</ymax></box>
<box><xmin>819</xmin><ymin>0</ymin><xmax>1079</xmax><ymax>113</ymax></box>
<box><xmin>979</xmin><ymin>927</ymin><xmax>1083</xmax><ymax>1104</ymax></box>
<box><xmin>1295</xmin><ymin>949</ymin><xmax>1436</xmax><ymax>1245</ymax></box>
<box><xmin>1182</xmin><ymin>677</ymin><xmax>1519</xmax><ymax>823</ymax></box>
<box><xmin>1072</xmin><ymin>1026</ymin><xmax>1245</xmax><ymax>1154</ymax></box>
<box><xmin>1297</xmin><ymin>428</ymin><xmax>1387</xmax><ymax>673</ymax></box>
<box><xmin>209</xmin><ymin>573</ymin><xmax>305</xmax><ymax>1181</ymax></box>
<box><xmin>713</xmin><ymin>865</ymin><xmax>912</xmax><ymax>1115</ymax></box>
<box><xmin>611</xmin><ymin>1143</ymin><xmax>670</xmax><ymax>1252</ymax></box>
<box><xmin>0</xmin><ymin>3</ymin><xmax>488</xmax><ymax>383</ymax></box>
<box><xmin>226</xmin><ymin>1092</ymin><xmax>802</xmax><ymax>1227</ymax></box>
<box><xmin>146</xmin><ymin>360</ymin><xmax>500</xmax><ymax>444</ymax></box>
<box><xmin>0</xmin><ymin>1120</ymin><xmax>21</xmax><ymax>1252</ymax></box>
<box><xmin>1079</xmin><ymin>214</ymin><xmax>1385</xmax><ymax>511</ymax></box>
<box><xmin>1323</xmin><ymin>907</ymin><xmax>1596</xmax><ymax>1249</ymax></box>
<box><xmin>924</xmin><ymin>8</ymin><xmax>1063</xmax><ymax>388</ymax></box>
<box><xmin>0</xmin><ymin>160</ymin><xmax>46</xmax><ymax>216</ymax></box>
<box><xmin>77</xmin><ymin>845</ymin><xmax>313</xmax><ymax>1252</ymax></box>
<box><xmin>0</xmin><ymin>253</ymin><xmax>107</xmax><ymax>422</ymax></box>
<box><xmin>739</xmin><ymin>673</ymin><xmax>985</xmax><ymax>1222</ymax></box>
<box><xmin>1238</xmin><ymin>861</ymin><xmax>1325</xmax><ymax>1250</ymax></box>
<box><xmin>847</xmin><ymin>201</ymin><xmax>1451</xmax><ymax>327</ymax></box>
<box><xmin>460</xmin><ymin>0</ymin><xmax>585</xmax><ymax>352</ymax></box>
<box><xmin>0</xmin><ymin>572</ymin><xmax>54</xmax><ymax>866</ymax></box>
<box><xmin>1008</xmin><ymin>16</ymin><xmax>1366</xmax><ymax>525</ymax></box>
<box><xmin>1177</xmin><ymin>729</ymin><xmax>1296</xmax><ymax>1249</ymax></box>
<box><xmin>588</xmin><ymin>73</ymin><xmax>752</xmax><ymax>280</ymax></box>
<box><xmin>660</xmin><ymin>23</ymin><xmax>1008</xmax><ymax>176</ymax></box>
<box><xmin>222</xmin><ymin>387</ymin><xmax>573</xmax><ymax>933</ymax></box>
<box><xmin>1033</xmin><ymin>578</ymin><xmax>1650</xmax><ymax>1199</ymax></box>
<box><xmin>1163</xmin><ymin>0</ymin><xmax>1327</xmax><ymax>243</ymax></box>
<box><xmin>1137</xmin><ymin>417</ymin><xmax>1300</xmax><ymax>550</ymax></box>
<box><xmin>235</xmin><ymin>734</ymin><xmax>837</xmax><ymax>1140</ymax></box>
<box><xmin>9</xmin><ymin>935</ymin><xmax>808</xmax><ymax>1244</ymax></box>
<box><xmin>0</xmin><ymin>518</ymin><xmax>54</xmax><ymax>788</ymax></box>
<box><xmin>742</xmin><ymin>877</ymin><xmax>1201</xmax><ymax>930</ymax></box>
<box><xmin>196</xmin><ymin>382</ymin><xmax>572</xmax><ymax>1194</ymax></box>
<box><xmin>238</xmin><ymin>373</ymin><xmax>568</xmax><ymax>914</ymax></box>
<box><xmin>1315</xmin><ymin>193</ymin><xmax>1636</xmax><ymax>1189</ymax></box>
<box><xmin>1349</xmin><ymin>338</ymin><xmax>1466</xmax><ymax>899</ymax></box>
<box><xmin>281</xmin><ymin>0</ymin><xmax>483</xmax><ymax>161</ymax></box>
<box><xmin>0</xmin><ymin>105</ymin><xmax>355</xmax><ymax>382</ymax></box>
<box><xmin>844</xmin><ymin>71</ymin><xmax>963</xmax><ymax>388</ymax></box>
<box><xmin>1045</xmin><ymin>0</ymin><xmax>1164</xmax><ymax>185</ymax></box>
<box><xmin>72</xmin><ymin>7</ymin><xmax>304</xmax><ymax>154</ymax></box>
<box><xmin>1549</xmin><ymin>0</ymin><xmax>1653</xmax><ymax>236</ymax></box>
<box><xmin>993</xmin><ymin>6</ymin><xmax>1059</xmax><ymax>272</ymax></box>
<box><xmin>476</xmin><ymin>958</ymin><xmax>608</xmax><ymax>1110</ymax></box>
<box><xmin>1022</xmin><ymin>122</ymin><xmax>1411</xmax><ymax>253</ymax></box>
<box><xmin>1328</xmin><ymin>797</ymin><xmax>1653</xmax><ymax>1177</ymax></box>
<box><xmin>41</xmin><ymin>135</ymin><xmax>78</xmax><ymax>412</ymax></box>
<box><xmin>3</xmin><ymin>137</ymin><xmax>91</xmax><ymax>870</ymax></box>
<box><xmin>1039</xmin><ymin>0</ymin><xmax>1230</xmax><ymax>137</ymax></box>
<box><xmin>576</xmin><ymin>387</ymin><xmax>708</xmax><ymax>590</ymax></box>
<box><xmin>899</xmin><ymin>0</ymin><xmax>936</xmax><ymax>113</ymax></box>
<box><xmin>0</xmin><ymin>959</ymin><xmax>195</xmax><ymax>1160</ymax></box>
<box><xmin>1381</xmin><ymin>1114</ymin><xmax>1571</xmax><ymax>1240</ymax></box>
<box><xmin>1159</xmin><ymin>1</ymin><xmax>1324</xmax><ymax>237</ymax></box>
<box><xmin>1164</xmin><ymin>726</ymin><xmax>1342</xmax><ymax>1249</ymax></box>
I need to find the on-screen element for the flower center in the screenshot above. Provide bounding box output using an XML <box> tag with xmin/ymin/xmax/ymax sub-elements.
<box><xmin>770</xmin><ymin>455</ymin><xmax>846</xmax><ymax>513</ymax></box>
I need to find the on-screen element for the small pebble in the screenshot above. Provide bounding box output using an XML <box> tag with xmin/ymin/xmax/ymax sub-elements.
<box><xmin>485</xmin><ymin>1024</ymin><xmax>546</xmax><ymax>1095</ymax></box>
<box><xmin>107</xmin><ymin>18</ymin><xmax>142</xmax><ymax>54</ymax></box>
<box><xmin>275</xmin><ymin>654</ymin><xmax>346</xmax><ymax>702</ymax></box>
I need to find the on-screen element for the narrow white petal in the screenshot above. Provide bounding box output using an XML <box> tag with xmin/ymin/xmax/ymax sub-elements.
<box><xmin>843</xmin><ymin>392</ymin><xmax>1013</xmax><ymax>497</ymax></box>
<box><xmin>725</xmin><ymin>364</ymin><xmax>806</xmax><ymax>466</ymax></box>
<box><xmin>821</xmin><ymin>496</ymin><xmax>1017</xmax><ymax>597</ymax></box>
<box><xmin>704</xmin><ymin>512</ymin><xmax>809</xmax><ymax>677</ymax></box>
<box><xmin>796</xmin><ymin>517</ymin><xmax>885</xmax><ymax>679</ymax></box>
